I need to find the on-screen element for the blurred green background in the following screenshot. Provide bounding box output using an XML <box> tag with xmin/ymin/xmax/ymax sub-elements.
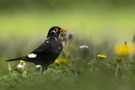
<box><xmin>0</xmin><ymin>0</ymin><xmax>135</xmax><ymax>69</ymax></box>
<box><xmin>0</xmin><ymin>1</ymin><xmax>135</xmax><ymax>90</ymax></box>
<box><xmin>0</xmin><ymin>0</ymin><xmax>135</xmax><ymax>71</ymax></box>
<box><xmin>0</xmin><ymin>0</ymin><xmax>135</xmax><ymax>40</ymax></box>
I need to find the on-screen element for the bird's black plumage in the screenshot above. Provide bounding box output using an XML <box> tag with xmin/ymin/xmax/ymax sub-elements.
<box><xmin>6</xmin><ymin>26</ymin><xmax>66</xmax><ymax>70</ymax></box>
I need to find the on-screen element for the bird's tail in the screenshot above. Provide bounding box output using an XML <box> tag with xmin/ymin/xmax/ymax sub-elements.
<box><xmin>6</xmin><ymin>57</ymin><xmax>22</xmax><ymax>62</ymax></box>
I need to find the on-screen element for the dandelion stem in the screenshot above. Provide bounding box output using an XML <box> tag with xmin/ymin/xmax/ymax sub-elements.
<box><xmin>115</xmin><ymin>63</ymin><xmax>120</xmax><ymax>76</ymax></box>
<box><xmin>90</xmin><ymin>59</ymin><xmax>96</xmax><ymax>72</ymax></box>
<box><xmin>8</xmin><ymin>63</ymin><xmax>12</xmax><ymax>71</ymax></box>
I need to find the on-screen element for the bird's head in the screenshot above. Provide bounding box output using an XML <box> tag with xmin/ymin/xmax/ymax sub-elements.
<box><xmin>47</xmin><ymin>26</ymin><xmax>66</xmax><ymax>37</ymax></box>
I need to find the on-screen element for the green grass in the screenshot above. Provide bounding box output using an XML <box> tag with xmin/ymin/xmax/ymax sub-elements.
<box><xmin>0</xmin><ymin>37</ymin><xmax>135</xmax><ymax>90</ymax></box>
<box><xmin>0</xmin><ymin>8</ymin><xmax>135</xmax><ymax>90</ymax></box>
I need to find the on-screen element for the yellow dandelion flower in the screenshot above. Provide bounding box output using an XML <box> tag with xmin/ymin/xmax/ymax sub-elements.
<box><xmin>97</xmin><ymin>54</ymin><xmax>107</xmax><ymax>59</ymax></box>
<box><xmin>114</xmin><ymin>41</ymin><xmax>134</xmax><ymax>55</ymax></box>
<box><xmin>55</xmin><ymin>58</ymin><xmax>68</xmax><ymax>65</ymax></box>
<box><xmin>115</xmin><ymin>57</ymin><xmax>124</xmax><ymax>63</ymax></box>
<box><xmin>17</xmin><ymin>60</ymin><xmax>26</xmax><ymax>69</ymax></box>
<box><xmin>20</xmin><ymin>60</ymin><xmax>25</xmax><ymax>63</ymax></box>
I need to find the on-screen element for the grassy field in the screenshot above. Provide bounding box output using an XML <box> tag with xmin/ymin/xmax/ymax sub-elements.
<box><xmin>0</xmin><ymin>8</ymin><xmax>135</xmax><ymax>90</ymax></box>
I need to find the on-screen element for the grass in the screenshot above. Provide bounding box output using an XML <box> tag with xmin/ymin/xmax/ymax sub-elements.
<box><xmin>0</xmin><ymin>37</ymin><xmax>135</xmax><ymax>90</ymax></box>
<box><xmin>0</xmin><ymin>8</ymin><xmax>135</xmax><ymax>90</ymax></box>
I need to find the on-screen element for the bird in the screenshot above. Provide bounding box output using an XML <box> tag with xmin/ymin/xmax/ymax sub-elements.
<box><xmin>6</xmin><ymin>26</ymin><xmax>66</xmax><ymax>70</ymax></box>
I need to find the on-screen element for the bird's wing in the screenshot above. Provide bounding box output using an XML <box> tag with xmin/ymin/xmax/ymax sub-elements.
<box><xmin>31</xmin><ymin>38</ymin><xmax>51</xmax><ymax>54</ymax></box>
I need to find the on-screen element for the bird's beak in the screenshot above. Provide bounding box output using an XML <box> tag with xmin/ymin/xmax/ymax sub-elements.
<box><xmin>60</xmin><ymin>28</ymin><xmax>67</xmax><ymax>32</ymax></box>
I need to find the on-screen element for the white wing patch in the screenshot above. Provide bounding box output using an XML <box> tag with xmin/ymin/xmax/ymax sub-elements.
<box><xmin>28</xmin><ymin>53</ymin><xmax>37</xmax><ymax>58</ymax></box>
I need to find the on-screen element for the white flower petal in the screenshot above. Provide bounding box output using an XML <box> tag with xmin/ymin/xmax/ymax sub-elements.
<box><xmin>79</xmin><ymin>45</ymin><xmax>88</xmax><ymax>49</ymax></box>
<box><xmin>36</xmin><ymin>65</ymin><xmax>42</xmax><ymax>68</ymax></box>
<box><xmin>17</xmin><ymin>64</ymin><xmax>24</xmax><ymax>68</ymax></box>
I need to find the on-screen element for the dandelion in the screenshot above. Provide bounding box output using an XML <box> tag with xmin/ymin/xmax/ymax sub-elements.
<box><xmin>97</xmin><ymin>54</ymin><xmax>107</xmax><ymax>59</ymax></box>
<box><xmin>115</xmin><ymin>56</ymin><xmax>124</xmax><ymax>63</ymax></box>
<box><xmin>115</xmin><ymin>56</ymin><xmax>124</xmax><ymax>76</ymax></box>
<box><xmin>17</xmin><ymin>60</ymin><xmax>26</xmax><ymax>69</ymax></box>
<box><xmin>55</xmin><ymin>58</ymin><xmax>68</xmax><ymax>65</ymax></box>
<box><xmin>79</xmin><ymin>45</ymin><xmax>88</xmax><ymax>49</ymax></box>
<box><xmin>114</xmin><ymin>41</ymin><xmax>134</xmax><ymax>55</ymax></box>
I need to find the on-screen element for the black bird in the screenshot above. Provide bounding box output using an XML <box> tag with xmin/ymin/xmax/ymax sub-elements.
<box><xmin>6</xmin><ymin>26</ymin><xmax>66</xmax><ymax>70</ymax></box>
